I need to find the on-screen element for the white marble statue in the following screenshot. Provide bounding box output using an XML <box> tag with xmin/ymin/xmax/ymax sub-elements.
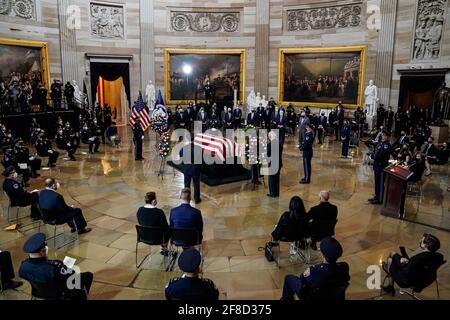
<box><xmin>364</xmin><ymin>80</ymin><xmax>378</xmax><ymax>117</ymax></box>
<box><xmin>261</xmin><ymin>95</ymin><xmax>268</xmax><ymax>108</ymax></box>
<box><xmin>247</xmin><ymin>90</ymin><xmax>256</xmax><ymax>110</ymax></box>
<box><xmin>145</xmin><ymin>80</ymin><xmax>156</xmax><ymax>109</ymax></box>
<box><xmin>255</xmin><ymin>92</ymin><xmax>262</xmax><ymax>109</ymax></box>
<box><xmin>72</xmin><ymin>80</ymin><xmax>81</xmax><ymax>102</ymax></box>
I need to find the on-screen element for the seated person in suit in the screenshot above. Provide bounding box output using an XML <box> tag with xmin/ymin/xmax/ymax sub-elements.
<box><xmin>2</xmin><ymin>166</ymin><xmax>41</xmax><ymax>220</ymax></box>
<box><xmin>136</xmin><ymin>192</ymin><xmax>170</xmax><ymax>255</ymax></box>
<box><xmin>382</xmin><ymin>233</ymin><xmax>444</xmax><ymax>295</ymax></box>
<box><xmin>38</xmin><ymin>178</ymin><xmax>91</xmax><ymax>235</ymax></box>
<box><xmin>19</xmin><ymin>233</ymin><xmax>93</xmax><ymax>300</ymax></box>
<box><xmin>165</xmin><ymin>248</ymin><xmax>218</xmax><ymax>301</ymax></box>
<box><xmin>308</xmin><ymin>191</ymin><xmax>338</xmax><ymax>250</ymax></box>
<box><xmin>271</xmin><ymin>196</ymin><xmax>309</xmax><ymax>248</ymax></box>
<box><xmin>407</xmin><ymin>152</ymin><xmax>426</xmax><ymax>182</ymax></box>
<box><xmin>169</xmin><ymin>188</ymin><xmax>203</xmax><ymax>243</ymax></box>
<box><xmin>0</xmin><ymin>250</ymin><xmax>23</xmax><ymax>291</ymax></box>
<box><xmin>436</xmin><ymin>142</ymin><xmax>449</xmax><ymax>165</ymax></box>
<box><xmin>281</xmin><ymin>237</ymin><xmax>350</xmax><ymax>300</ymax></box>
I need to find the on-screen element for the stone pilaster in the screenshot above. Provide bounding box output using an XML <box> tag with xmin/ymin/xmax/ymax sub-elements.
<box><xmin>254</xmin><ymin>0</ymin><xmax>269</xmax><ymax>96</ymax></box>
<box><xmin>140</xmin><ymin>0</ymin><xmax>155</xmax><ymax>94</ymax></box>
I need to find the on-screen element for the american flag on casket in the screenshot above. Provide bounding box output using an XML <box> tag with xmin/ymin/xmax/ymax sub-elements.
<box><xmin>194</xmin><ymin>133</ymin><xmax>241</xmax><ymax>162</ymax></box>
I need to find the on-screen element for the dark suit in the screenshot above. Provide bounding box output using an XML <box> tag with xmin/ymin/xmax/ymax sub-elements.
<box><xmin>272</xmin><ymin>211</ymin><xmax>309</xmax><ymax>241</ymax></box>
<box><xmin>169</xmin><ymin>204</ymin><xmax>203</xmax><ymax>242</ymax></box>
<box><xmin>233</xmin><ymin>108</ymin><xmax>242</xmax><ymax>130</ymax></box>
<box><xmin>318</xmin><ymin>115</ymin><xmax>327</xmax><ymax>144</ymax></box>
<box><xmin>137</xmin><ymin>206</ymin><xmax>170</xmax><ymax>240</ymax></box>
<box><xmin>38</xmin><ymin>189</ymin><xmax>87</xmax><ymax>231</ymax></box>
<box><xmin>340</xmin><ymin>125</ymin><xmax>351</xmax><ymax>157</ymax></box>
<box><xmin>246</xmin><ymin>112</ymin><xmax>258</xmax><ymax>126</ymax></box>
<box><xmin>267</xmin><ymin>140</ymin><xmax>283</xmax><ymax>197</ymax></box>
<box><xmin>308</xmin><ymin>202</ymin><xmax>338</xmax><ymax>222</ymax></box>
<box><xmin>180</xmin><ymin>143</ymin><xmax>202</xmax><ymax>202</ymax></box>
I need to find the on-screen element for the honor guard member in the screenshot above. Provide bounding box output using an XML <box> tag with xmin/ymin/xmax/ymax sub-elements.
<box><xmin>2</xmin><ymin>166</ymin><xmax>41</xmax><ymax>220</ymax></box>
<box><xmin>80</xmin><ymin>123</ymin><xmax>100</xmax><ymax>154</ymax></box>
<box><xmin>369</xmin><ymin>131</ymin><xmax>391</xmax><ymax>205</ymax></box>
<box><xmin>341</xmin><ymin>120</ymin><xmax>351</xmax><ymax>159</ymax></box>
<box><xmin>300</xmin><ymin>126</ymin><xmax>314</xmax><ymax>184</ymax></box>
<box><xmin>233</xmin><ymin>105</ymin><xmax>242</xmax><ymax>130</ymax></box>
<box><xmin>281</xmin><ymin>237</ymin><xmax>350</xmax><ymax>300</ymax></box>
<box><xmin>165</xmin><ymin>248</ymin><xmax>219</xmax><ymax>301</ymax></box>
<box><xmin>35</xmin><ymin>131</ymin><xmax>59</xmax><ymax>167</ymax></box>
<box><xmin>133</xmin><ymin>117</ymin><xmax>144</xmax><ymax>161</ymax></box>
<box><xmin>19</xmin><ymin>233</ymin><xmax>93</xmax><ymax>300</ymax></box>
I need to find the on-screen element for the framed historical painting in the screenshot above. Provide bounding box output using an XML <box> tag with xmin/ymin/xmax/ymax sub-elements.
<box><xmin>0</xmin><ymin>38</ymin><xmax>50</xmax><ymax>92</ymax></box>
<box><xmin>164</xmin><ymin>48</ymin><xmax>246</xmax><ymax>105</ymax></box>
<box><xmin>278</xmin><ymin>46</ymin><xmax>367</xmax><ymax>109</ymax></box>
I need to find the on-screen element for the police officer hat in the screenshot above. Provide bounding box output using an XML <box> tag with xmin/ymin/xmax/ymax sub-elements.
<box><xmin>2</xmin><ymin>165</ymin><xmax>15</xmax><ymax>177</ymax></box>
<box><xmin>23</xmin><ymin>233</ymin><xmax>47</xmax><ymax>253</ymax></box>
<box><xmin>320</xmin><ymin>237</ymin><xmax>343</xmax><ymax>263</ymax></box>
<box><xmin>178</xmin><ymin>248</ymin><xmax>202</xmax><ymax>273</ymax></box>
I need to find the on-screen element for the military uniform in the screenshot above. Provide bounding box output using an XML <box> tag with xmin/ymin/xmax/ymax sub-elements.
<box><xmin>165</xmin><ymin>248</ymin><xmax>219</xmax><ymax>301</ymax></box>
<box><xmin>281</xmin><ymin>237</ymin><xmax>350</xmax><ymax>300</ymax></box>
<box><xmin>165</xmin><ymin>275</ymin><xmax>219</xmax><ymax>301</ymax></box>
<box><xmin>35</xmin><ymin>136</ymin><xmax>59</xmax><ymax>167</ymax></box>
<box><xmin>372</xmin><ymin>140</ymin><xmax>392</xmax><ymax>203</ymax></box>
<box><xmin>2</xmin><ymin>169</ymin><xmax>41</xmax><ymax>219</ymax></box>
<box><xmin>300</xmin><ymin>130</ymin><xmax>314</xmax><ymax>183</ymax></box>
<box><xmin>19</xmin><ymin>233</ymin><xmax>93</xmax><ymax>300</ymax></box>
<box><xmin>133</xmin><ymin>122</ymin><xmax>144</xmax><ymax>160</ymax></box>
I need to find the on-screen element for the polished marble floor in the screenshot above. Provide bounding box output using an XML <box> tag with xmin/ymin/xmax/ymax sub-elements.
<box><xmin>0</xmin><ymin>127</ymin><xmax>449</xmax><ymax>300</ymax></box>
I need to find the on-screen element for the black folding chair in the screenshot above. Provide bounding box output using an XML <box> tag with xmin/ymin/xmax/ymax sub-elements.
<box><xmin>301</xmin><ymin>283</ymin><xmax>349</xmax><ymax>301</ymax></box>
<box><xmin>135</xmin><ymin>225</ymin><xmax>171</xmax><ymax>268</ymax></box>
<box><xmin>310</xmin><ymin>219</ymin><xmax>337</xmax><ymax>245</ymax></box>
<box><xmin>276</xmin><ymin>223</ymin><xmax>310</xmax><ymax>267</ymax></box>
<box><xmin>38</xmin><ymin>208</ymin><xmax>78</xmax><ymax>249</ymax></box>
<box><xmin>167</xmin><ymin>227</ymin><xmax>202</xmax><ymax>272</ymax></box>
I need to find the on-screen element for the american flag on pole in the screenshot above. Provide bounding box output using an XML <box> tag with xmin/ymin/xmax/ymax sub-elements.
<box><xmin>194</xmin><ymin>133</ymin><xmax>241</xmax><ymax>162</ymax></box>
<box><xmin>129</xmin><ymin>92</ymin><xmax>151</xmax><ymax>131</ymax></box>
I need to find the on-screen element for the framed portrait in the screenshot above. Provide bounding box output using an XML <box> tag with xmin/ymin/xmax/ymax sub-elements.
<box><xmin>0</xmin><ymin>38</ymin><xmax>50</xmax><ymax>92</ymax></box>
<box><xmin>278</xmin><ymin>46</ymin><xmax>367</xmax><ymax>109</ymax></box>
<box><xmin>164</xmin><ymin>48</ymin><xmax>246</xmax><ymax>105</ymax></box>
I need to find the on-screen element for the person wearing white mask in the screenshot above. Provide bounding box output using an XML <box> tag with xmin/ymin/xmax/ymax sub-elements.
<box><xmin>2</xmin><ymin>166</ymin><xmax>41</xmax><ymax>220</ymax></box>
<box><xmin>298</xmin><ymin>111</ymin><xmax>310</xmax><ymax>146</ymax></box>
<box><xmin>38</xmin><ymin>178</ymin><xmax>91</xmax><ymax>234</ymax></box>
<box><xmin>19</xmin><ymin>233</ymin><xmax>93</xmax><ymax>300</ymax></box>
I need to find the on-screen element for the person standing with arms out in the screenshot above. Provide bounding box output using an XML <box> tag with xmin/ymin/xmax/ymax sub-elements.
<box><xmin>368</xmin><ymin>132</ymin><xmax>391</xmax><ymax>205</ymax></box>
<box><xmin>341</xmin><ymin>120</ymin><xmax>351</xmax><ymax>159</ymax></box>
<box><xmin>133</xmin><ymin>117</ymin><xmax>144</xmax><ymax>161</ymax></box>
<box><xmin>300</xmin><ymin>126</ymin><xmax>314</xmax><ymax>184</ymax></box>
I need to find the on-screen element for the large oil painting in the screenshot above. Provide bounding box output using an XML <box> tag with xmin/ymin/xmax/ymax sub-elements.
<box><xmin>278</xmin><ymin>46</ymin><xmax>366</xmax><ymax>108</ymax></box>
<box><xmin>0</xmin><ymin>38</ymin><xmax>50</xmax><ymax>93</ymax></box>
<box><xmin>164</xmin><ymin>49</ymin><xmax>246</xmax><ymax>105</ymax></box>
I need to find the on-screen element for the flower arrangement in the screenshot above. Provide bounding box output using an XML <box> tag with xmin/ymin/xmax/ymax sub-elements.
<box><xmin>150</xmin><ymin>115</ymin><xmax>171</xmax><ymax>157</ymax></box>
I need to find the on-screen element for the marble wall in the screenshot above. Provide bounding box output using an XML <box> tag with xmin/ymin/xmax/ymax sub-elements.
<box><xmin>1</xmin><ymin>0</ymin><xmax>450</xmax><ymax>110</ymax></box>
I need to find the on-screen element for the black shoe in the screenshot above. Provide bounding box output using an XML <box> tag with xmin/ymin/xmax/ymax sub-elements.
<box><xmin>70</xmin><ymin>158</ymin><xmax>76</xmax><ymax>161</ymax></box>
<box><xmin>381</xmin><ymin>285</ymin><xmax>395</xmax><ymax>296</ymax></box>
<box><xmin>2</xmin><ymin>280</ymin><xmax>24</xmax><ymax>291</ymax></box>
<box><xmin>78</xmin><ymin>227</ymin><xmax>92</xmax><ymax>235</ymax></box>
<box><xmin>195</xmin><ymin>199</ymin><xmax>202</xmax><ymax>204</ymax></box>
<box><xmin>300</xmin><ymin>180</ymin><xmax>310</xmax><ymax>184</ymax></box>
<box><xmin>50</xmin><ymin>163</ymin><xmax>57</xmax><ymax>168</ymax></box>
<box><xmin>369</xmin><ymin>199</ymin><xmax>383</xmax><ymax>204</ymax></box>
<box><xmin>267</xmin><ymin>194</ymin><xmax>274</xmax><ymax>198</ymax></box>
<box><xmin>368</xmin><ymin>197</ymin><xmax>377</xmax><ymax>202</ymax></box>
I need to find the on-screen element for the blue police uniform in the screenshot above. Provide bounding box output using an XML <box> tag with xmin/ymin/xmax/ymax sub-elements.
<box><xmin>301</xmin><ymin>131</ymin><xmax>314</xmax><ymax>183</ymax></box>
<box><xmin>18</xmin><ymin>233</ymin><xmax>93</xmax><ymax>300</ymax></box>
<box><xmin>373</xmin><ymin>140</ymin><xmax>391</xmax><ymax>203</ymax></box>
<box><xmin>165</xmin><ymin>248</ymin><xmax>219</xmax><ymax>301</ymax></box>
<box><xmin>341</xmin><ymin>125</ymin><xmax>351</xmax><ymax>157</ymax></box>
<box><xmin>281</xmin><ymin>237</ymin><xmax>350</xmax><ymax>300</ymax></box>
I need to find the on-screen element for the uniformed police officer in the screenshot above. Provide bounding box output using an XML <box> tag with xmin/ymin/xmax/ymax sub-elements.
<box><xmin>55</xmin><ymin>128</ymin><xmax>77</xmax><ymax>161</ymax></box>
<box><xmin>165</xmin><ymin>248</ymin><xmax>219</xmax><ymax>301</ymax></box>
<box><xmin>2</xmin><ymin>166</ymin><xmax>41</xmax><ymax>220</ymax></box>
<box><xmin>80</xmin><ymin>123</ymin><xmax>100</xmax><ymax>154</ymax></box>
<box><xmin>281</xmin><ymin>237</ymin><xmax>350</xmax><ymax>300</ymax></box>
<box><xmin>300</xmin><ymin>125</ymin><xmax>314</xmax><ymax>184</ymax></box>
<box><xmin>369</xmin><ymin>132</ymin><xmax>392</xmax><ymax>204</ymax></box>
<box><xmin>133</xmin><ymin>118</ymin><xmax>144</xmax><ymax>161</ymax></box>
<box><xmin>19</xmin><ymin>233</ymin><xmax>93</xmax><ymax>300</ymax></box>
<box><xmin>35</xmin><ymin>131</ymin><xmax>59</xmax><ymax>167</ymax></box>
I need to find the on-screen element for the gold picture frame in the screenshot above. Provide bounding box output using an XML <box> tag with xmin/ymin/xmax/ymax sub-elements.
<box><xmin>278</xmin><ymin>46</ymin><xmax>367</xmax><ymax>109</ymax></box>
<box><xmin>164</xmin><ymin>48</ymin><xmax>246</xmax><ymax>105</ymax></box>
<box><xmin>0</xmin><ymin>37</ymin><xmax>50</xmax><ymax>91</ymax></box>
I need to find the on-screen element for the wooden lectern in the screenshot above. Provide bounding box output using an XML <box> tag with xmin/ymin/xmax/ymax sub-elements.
<box><xmin>382</xmin><ymin>165</ymin><xmax>413</xmax><ymax>219</ymax></box>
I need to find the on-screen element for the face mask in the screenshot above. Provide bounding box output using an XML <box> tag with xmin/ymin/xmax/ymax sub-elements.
<box><xmin>45</xmin><ymin>246</ymin><xmax>49</xmax><ymax>256</ymax></box>
<box><xmin>56</xmin><ymin>182</ymin><xmax>60</xmax><ymax>189</ymax></box>
<box><xmin>12</xmin><ymin>172</ymin><xmax>18</xmax><ymax>179</ymax></box>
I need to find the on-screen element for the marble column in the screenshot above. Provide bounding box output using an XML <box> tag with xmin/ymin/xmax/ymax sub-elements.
<box><xmin>374</xmin><ymin>0</ymin><xmax>397</xmax><ymax>108</ymax></box>
<box><xmin>254</xmin><ymin>0</ymin><xmax>269</xmax><ymax>96</ymax></box>
<box><xmin>140</xmin><ymin>0</ymin><xmax>155</xmax><ymax>95</ymax></box>
<box><xmin>57</xmin><ymin>0</ymin><xmax>79</xmax><ymax>85</ymax></box>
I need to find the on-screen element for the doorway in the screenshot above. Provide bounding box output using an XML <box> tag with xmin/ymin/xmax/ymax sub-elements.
<box><xmin>90</xmin><ymin>61</ymin><xmax>131</xmax><ymax>125</ymax></box>
<box><xmin>97</xmin><ymin>76</ymin><xmax>127</xmax><ymax>124</ymax></box>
